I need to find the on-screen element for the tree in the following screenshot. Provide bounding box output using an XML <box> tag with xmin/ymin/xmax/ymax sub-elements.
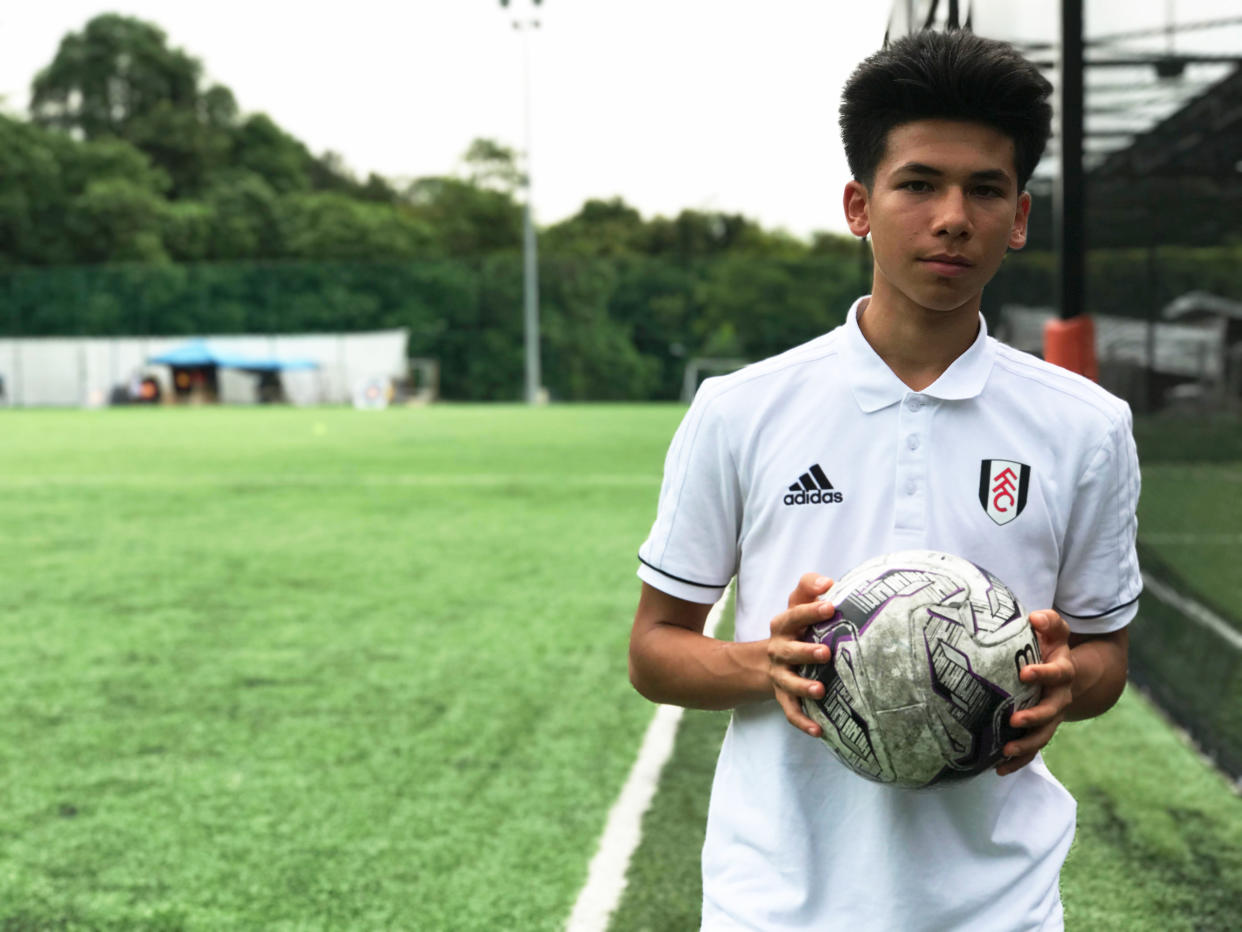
<box><xmin>30</xmin><ymin>14</ymin><xmax>202</xmax><ymax>141</ymax></box>
<box><xmin>0</xmin><ymin>116</ymin><xmax>171</xmax><ymax>266</ymax></box>
<box><xmin>280</xmin><ymin>192</ymin><xmax>434</xmax><ymax>261</ymax></box>
<box><xmin>66</xmin><ymin>177</ymin><xmax>169</xmax><ymax>263</ymax></box>
<box><xmin>461</xmin><ymin>138</ymin><xmax>523</xmax><ymax>192</ymax></box>
<box><xmin>542</xmin><ymin>198</ymin><xmax>647</xmax><ymax>257</ymax></box>
<box><xmin>231</xmin><ymin>114</ymin><xmax>313</xmax><ymax>194</ymax></box>
<box><xmin>202</xmin><ymin>171</ymin><xmax>283</xmax><ymax>260</ymax></box>
<box><xmin>0</xmin><ymin>115</ymin><xmax>75</xmax><ymax>265</ymax></box>
<box><xmin>404</xmin><ymin>177</ymin><xmax>522</xmax><ymax>257</ymax></box>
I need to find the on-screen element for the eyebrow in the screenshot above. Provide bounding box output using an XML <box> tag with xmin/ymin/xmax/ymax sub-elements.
<box><xmin>893</xmin><ymin>162</ymin><xmax>1012</xmax><ymax>183</ymax></box>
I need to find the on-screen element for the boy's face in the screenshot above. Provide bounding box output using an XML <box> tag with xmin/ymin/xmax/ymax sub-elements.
<box><xmin>843</xmin><ymin>119</ymin><xmax>1030</xmax><ymax>315</ymax></box>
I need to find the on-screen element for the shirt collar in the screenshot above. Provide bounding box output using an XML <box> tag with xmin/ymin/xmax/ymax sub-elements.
<box><xmin>843</xmin><ymin>295</ymin><xmax>996</xmax><ymax>413</ymax></box>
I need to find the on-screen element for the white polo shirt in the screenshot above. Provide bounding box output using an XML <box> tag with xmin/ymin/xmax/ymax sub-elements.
<box><xmin>638</xmin><ymin>297</ymin><xmax>1141</xmax><ymax>931</ymax></box>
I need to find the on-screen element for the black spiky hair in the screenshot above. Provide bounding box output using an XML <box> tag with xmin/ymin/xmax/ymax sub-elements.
<box><xmin>840</xmin><ymin>30</ymin><xmax>1053</xmax><ymax>190</ymax></box>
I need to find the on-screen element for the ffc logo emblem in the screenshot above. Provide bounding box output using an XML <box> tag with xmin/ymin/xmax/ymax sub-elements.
<box><xmin>979</xmin><ymin>459</ymin><xmax>1030</xmax><ymax>525</ymax></box>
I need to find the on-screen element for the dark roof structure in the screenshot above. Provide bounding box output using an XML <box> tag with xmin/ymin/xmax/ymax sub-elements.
<box><xmin>1093</xmin><ymin>65</ymin><xmax>1242</xmax><ymax>180</ymax></box>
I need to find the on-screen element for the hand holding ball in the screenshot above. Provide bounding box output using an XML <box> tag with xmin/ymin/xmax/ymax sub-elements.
<box><xmin>798</xmin><ymin>550</ymin><xmax>1042</xmax><ymax>788</ymax></box>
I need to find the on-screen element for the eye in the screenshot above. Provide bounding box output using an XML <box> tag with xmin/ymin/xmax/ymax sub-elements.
<box><xmin>899</xmin><ymin>180</ymin><xmax>932</xmax><ymax>193</ymax></box>
<box><xmin>975</xmin><ymin>186</ymin><xmax>1005</xmax><ymax>198</ymax></box>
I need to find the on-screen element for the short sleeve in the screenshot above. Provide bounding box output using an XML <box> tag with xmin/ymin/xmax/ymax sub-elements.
<box><xmin>1053</xmin><ymin>405</ymin><xmax>1142</xmax><ymax>633</ymax></box>
<box><xmin>637</xmin><ymin>383</ymin><xmax>742</xmax><ymax>604</ymax></box>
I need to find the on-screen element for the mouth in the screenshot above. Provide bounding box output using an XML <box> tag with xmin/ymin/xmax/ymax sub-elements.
<box><xmin>919</xmin><ymin>254</ymin><xmax>974</xmax><ymax>276</ymax></box>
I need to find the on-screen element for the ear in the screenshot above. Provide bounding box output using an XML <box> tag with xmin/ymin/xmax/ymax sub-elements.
<box><xmin>1008</xmin><ymin>190</ymin><xmax>1032</xmax><ymax>250</ymax></box>
<box><xmin>843</xmin><ymin>180</ymin><xmax>871</xmax><ymax>238</ymax></box>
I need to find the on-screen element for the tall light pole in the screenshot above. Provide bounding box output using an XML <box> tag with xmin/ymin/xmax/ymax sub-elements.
<box><xmin>501</xmin><ymin>0</ymin><xmax>544</xmax><ymax>404</ymax></box>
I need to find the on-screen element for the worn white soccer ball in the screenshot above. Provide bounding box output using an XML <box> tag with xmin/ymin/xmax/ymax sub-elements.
<box><xmin>798</xmin><ymin>550</ymin><xmax>1042</xmax><ymax>788</ymax></box>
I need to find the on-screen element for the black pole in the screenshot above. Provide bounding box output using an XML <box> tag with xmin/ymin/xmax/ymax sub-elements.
<box><xmin>1056</xmin><ymin>0</ymin><xmax>1085</xmax><ymax>320</ymax></box>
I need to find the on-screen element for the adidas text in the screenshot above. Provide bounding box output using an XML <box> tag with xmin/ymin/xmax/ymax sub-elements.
<box><xmin>784</xmin><ymin>464</ymin><xmax>843</xmax><ymax>506</ymax></box>
<box><xmin>783</xmin><ymin>489</ymin><xmax>844</xmax><ymax>506</ymax></box>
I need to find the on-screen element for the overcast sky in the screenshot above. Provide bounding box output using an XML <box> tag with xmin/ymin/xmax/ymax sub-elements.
<box><xmin>2</xmin><ymin>2</ymin><xmax>1237</xmax><ymax>238</ymax></box>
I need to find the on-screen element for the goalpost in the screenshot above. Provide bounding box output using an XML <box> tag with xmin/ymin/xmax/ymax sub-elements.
<box><xmin>407</xmin><ymin>357</ymin><xmax>440</xmax><ymax>404</ymax></box>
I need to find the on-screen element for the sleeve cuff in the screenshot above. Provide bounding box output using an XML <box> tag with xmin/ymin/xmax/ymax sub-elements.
<box><xmin>1055</xmin><ymin>591</ymin><xmax>1141</xmax><ymax>635</ymax></box>
<box><xmin>636</xmin><ymin>558</ymin><xmax>729</xmax><ymax>605</ymax></box>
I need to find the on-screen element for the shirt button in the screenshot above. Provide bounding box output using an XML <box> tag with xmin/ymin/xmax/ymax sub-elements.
<box><xmin>905</xmin><ymin>396</ymin><xmax>923</xmax><ymax>411</ymax></box>
<box><xmin>907</xmin><ymin>434</ymin><xmax>920</xmax><ymax>450</ymax></box>
<box><xmin>905</xmin><ymin>480</ymin><xmax>917</xmax><ymax>495</ymax></box>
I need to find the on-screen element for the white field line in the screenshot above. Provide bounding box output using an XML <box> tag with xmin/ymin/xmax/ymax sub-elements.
<box><xmin>565</xmin><ymin>586</ymin><xmax>731</xmax><ymax>932</ymax></box>
<box><xmin>1142</xmin><ymin>571</ymin><xmax>1242</xmax><ymax>652</ymax></box>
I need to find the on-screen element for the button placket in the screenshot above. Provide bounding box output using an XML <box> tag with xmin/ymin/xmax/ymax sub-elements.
<box><xmin>894</xmin><ymin>394</ymin><xmax>931</xmax><ymax>534</ymax></box>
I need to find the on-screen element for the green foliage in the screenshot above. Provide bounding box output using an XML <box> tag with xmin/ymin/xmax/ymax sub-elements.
<box><xmin>403</xmin><ymin>176</ymin><xmax>523</xmax><ymax>256</ymax></box>
<box><xmin>30</xmin><ymin>14</ymin><xmax>202</xmax><ymax>142</ymax></box>
<box><xmin>202</xmin><ymin>172</ymin><xmax>284</xmax><ymax>260</ymax></box>
<box><xmin>232</xmin><ymin>113</ymin><xmax>314</xmax><ymax>195</ymax></box>
<box><xmin>542</xmin><ymin>198</ymin><xmax>650</xmax><ymax>258</ymax></box>
<box><xmin>68</xmin><ymin>178</ymin><xmax>170</xmax><ymax>263</ymax></box>
<box><xmin>462</xmin><ymin>137</ymin><xmax>524</xmax><ymax>192</ymax></box>
<box><xmin>280</xmin><ymin>192</ymin><xmax>435</xmax><ymax>261</ymax></box>
<box><xmin>8</xmin><ymin>12</ymin><xmax>1241</xmax><ymax>401</ymax></box>
<box><xmin>692</xmin><ymin>257</ymin><xmax>856</xmax><ymax>362</ymax></box>
<box><xmin>541</xmin><ymin>258</ymin><xmax>658</xmax><ymax>401</ymax></box>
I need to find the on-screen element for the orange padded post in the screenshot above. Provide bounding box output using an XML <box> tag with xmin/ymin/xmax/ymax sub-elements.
<box><xmin>1043</xmin><ymin>315</ymin><xmax>1098</xmax><ymax>382</ymax></box>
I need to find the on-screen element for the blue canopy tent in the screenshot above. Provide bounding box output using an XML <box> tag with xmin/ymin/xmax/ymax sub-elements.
<box><xmin>148</xmin><ymin>339</ymin><xmax>319</xmax><ymax>403</ymax></box>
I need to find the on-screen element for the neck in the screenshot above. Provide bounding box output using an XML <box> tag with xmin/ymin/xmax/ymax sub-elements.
<box><xmin>857</xmin><ymin>277</ymin><xmax>982</xmax><ymax>392</ymax></box>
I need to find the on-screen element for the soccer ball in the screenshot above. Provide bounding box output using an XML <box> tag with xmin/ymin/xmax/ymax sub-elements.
<box><xmin>798</xmin><ymin>550</ymin><xmax>1042</xmax><ymax>788</ymax></box>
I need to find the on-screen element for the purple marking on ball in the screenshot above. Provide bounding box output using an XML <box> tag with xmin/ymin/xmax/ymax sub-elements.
<box><xmin>836</xmin><ymin>569</ymin><xmax>966</xmax><ymax>638</ymax></box>
<box><xmin>969</xmin><ymin>561</ymin><xmax>1024</xmax><ymax>631</ymax></box>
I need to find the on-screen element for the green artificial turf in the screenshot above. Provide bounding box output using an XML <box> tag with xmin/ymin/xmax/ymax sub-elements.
<box><xmin>609</xmin><ymin>605</ymin><xmax>735</xmax><ymax>932</ymax></box>
<box><xmin>1136</xmin><ymin>463</ymin><xmax>1242</xmax><ymax>629</ymax></box>
<box><xmin>611</xmin><ymin>684</ymin><xmax>1242</xmax><ymax>932</ymax></box>
<box><xmin>1130</xmin><ymin>417</ymin><xmax>1242</xmax><ymax>776</ymax></box>
<box><xmin>3</xmin><ymin>405</ymin><xmax>1238</xmax><ymax>931</ymax></box>
<box><xmin>0</xmin><ymin>404</ymin><xmax>686</xmax><ymax>929</ymax></box>
<box><xmin>1047</xmin><ymin>685</ymin><xmax>1242</xmax><ymax>931</ymax></box>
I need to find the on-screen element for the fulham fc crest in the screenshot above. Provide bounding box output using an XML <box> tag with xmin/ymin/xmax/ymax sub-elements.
<box><xmin>979</xmin><ymin>459</ymin><xmax>1030</xmax><ymax>525</ymax></box>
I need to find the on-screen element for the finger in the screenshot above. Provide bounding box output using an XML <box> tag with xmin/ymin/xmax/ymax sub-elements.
<box><xmin>1002</xmin><ymin>720</ymin><xmax>1059</xmax><ymax>760</ymax></box>
<box><xmin>768</xmin><ymin>638</ymin><xmax>831</xmax><ymax>668</ymax></box>
<box><xmin>770</xmin><ymin>598</ymin><xmax>837</xmax><ymax>638</ymax></box>
<box><xmin>769</xmin><ymin>665</ymin><xmax>828</xmax><ymax>700</ymax></box>
<box><xmin>788</xmin><ymin>574</ymin><xmax>833</xmax><ymax>609</ymax></box>
<box><xmin>1010</xmin><ymin>695</ymin><xmax>1069</xmax><ymax>730</ymax></box>
<box><xmin>1019</xmin><ymin>660</ymin><xmax>1074</xmax><ymax>688</ymax></box>
<box><xmin>775</xmin><ymin>688</ymin><xmax>823</xmax><ymax>737</ymax></box>
<box><xmin>1030</xmin><ymin>609</ymin><xmax>1069</xmax><ymax>642</ymax></box>
<box><xmin>995</xmin><ymin>750</ymin><xmax>1037</xmax><ymax>776</ymax></box>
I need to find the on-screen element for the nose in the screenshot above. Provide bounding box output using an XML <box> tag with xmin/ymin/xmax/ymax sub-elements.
<box><xmin>933</xmin><ymin>188</ymin><xmax>971</xmax><ymax>239</ymax></box>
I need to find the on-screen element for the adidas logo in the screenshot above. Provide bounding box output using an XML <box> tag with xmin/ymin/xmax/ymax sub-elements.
<box><xmin>783</xmin><ymin>464</ymin><xmax>844</xmax><ymax>506</ymax></box>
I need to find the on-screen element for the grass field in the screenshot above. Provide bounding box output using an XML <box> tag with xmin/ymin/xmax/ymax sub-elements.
<box><xmin>0</xmin><ymin>405</ymin><xmax>682</xmax><ymax>928</ymax></box>
<box><xmin>0</xmin><ymin>405</ymin><xmax>1238</xmax><ymax>930</ymax></box>
<box><xmin>1134</xmin><ymin>415</ymin><xmax>1242</xmax><ymax>628</ymax></box>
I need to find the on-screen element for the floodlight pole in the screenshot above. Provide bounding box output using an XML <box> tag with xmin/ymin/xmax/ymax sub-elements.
<box><xmin>503</xmin><ymin>0</ymin><xmax>544</xmax><ymax>405</ymax></box>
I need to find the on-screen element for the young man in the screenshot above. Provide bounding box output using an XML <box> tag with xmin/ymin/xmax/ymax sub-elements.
<box><xmin>629</xmin><ymin>30</ymin><xmax>1139</xmax><ymax>931</ymax></box>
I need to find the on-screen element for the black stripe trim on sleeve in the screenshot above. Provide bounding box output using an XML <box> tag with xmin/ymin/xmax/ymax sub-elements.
<box><xmin>1053</xmin><ymin>591</ymin><xmax>1142</xmax><ymax>620</ymax></box>
<box><xmin>637</xmin><ymin>555</ymin><xmax>730</xmax><ymax>590</ymax></box>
